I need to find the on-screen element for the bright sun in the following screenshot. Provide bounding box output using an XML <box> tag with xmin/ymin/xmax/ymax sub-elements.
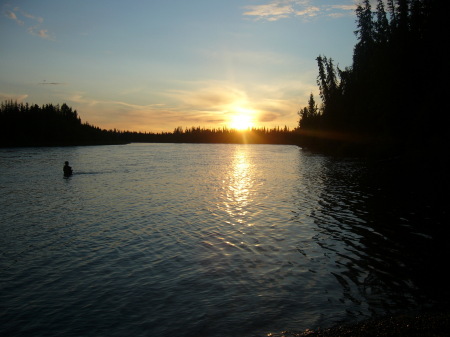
<box><xmin>229</xmin><ymin>107</ymin><xmax>254</xmax><ymax>130</ymax></box>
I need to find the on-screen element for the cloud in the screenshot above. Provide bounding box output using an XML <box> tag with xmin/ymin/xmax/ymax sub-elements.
<box><xmin>243</xmin><ymin>0</ymin><xmax>355</xmax><ymax>21</ymax></box>
<box><xmin>258</xmin><ymin>111</ymin><xmax>279</xmax><ymax>122</ymax></box>
<box><xmin>167</xmin><ymin>84</ymin><xmax>248</xmax><ymax>111</ymax></box>
<box><xmin>5</xmin><ymin>10</ymin><xmax>24</xmax><ymax>25</ymax></box>
<box><xmin>243</xmin><ymin>0</ymin><xmax>295</xmax><ymax>21</ymax></box>
<box><xmin>295</xmin><ymin>5</ymin><xmax>320</xmax><ymax>17</ymax></box>
<box><xmin>330</xmin><ymin>4</ymin><xmax>358</xmax><ymax>11</ymax></box>
<box><xmin>66</xmin><ymin>92</ymin><xmax>180</xmax><ymax>132</ymax></box>
<box><xmin>0</xmin><ymin>92</ymin><xmax>29</xmax><ymax>102</ymax></box>
<box><xmin>39</xmin><ymin>81</ymin><xmax>66</xmax><ymax>85</ymax></box>
<box><xmin>3</xmin><ymin>6</ymin><xmax>53</xmax><ymax>40</ymax></box>
<box><xmin>28</xmin><ymin>27</ymin><xmax>51</xmax><ymax>39</ymax></box>
<box><xmin>19</xmin><ymin>8</ymin><xmax>44</xmax><ymax>23</ymax></box>
<box><xmin>324</xmin><ymin>4</ymin><xmax>357</xmax><ymax>18</ymax></box>
<box><xmin>253</xmin><ymin>98</ymin><xmax>298</xmax><ymax>123</ymax></box>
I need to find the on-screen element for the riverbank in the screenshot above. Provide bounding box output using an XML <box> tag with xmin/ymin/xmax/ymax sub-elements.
<box><xmin>272</xmin><ymin>312</ymin><xmax>450</xmax><ymax>337</ymax></box>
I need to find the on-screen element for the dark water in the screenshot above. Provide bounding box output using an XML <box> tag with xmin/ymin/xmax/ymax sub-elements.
<box><xmin>0</xmin><ymin>143</ymin><xmax>447</xmax><ymax>337</ymax></box>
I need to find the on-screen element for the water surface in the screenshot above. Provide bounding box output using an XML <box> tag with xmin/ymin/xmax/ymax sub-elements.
<box><xmin>0</xmin><ymin>143</ymin><xmax>446</xmax><ymax>337</ymax></box>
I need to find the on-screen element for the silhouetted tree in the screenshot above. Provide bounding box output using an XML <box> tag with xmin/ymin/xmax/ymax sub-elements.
<box><xmin>354</xmin><ymin>0</ymin><xmax>374</xmax><ymax>67</ymax></box>
<box><xmin>297</xmin><ymin>0</ymin><xmax>448</xmax><ymax>156</ymax></box>
<box><xmin>374</xmin><ymin>0</ymin><xmax>390</xmax><ymax>44</ymax></box>
<box><xmin>299</xmin><ymin>93</ymin><xmax>320</xmax><ymax>130</ymax></box>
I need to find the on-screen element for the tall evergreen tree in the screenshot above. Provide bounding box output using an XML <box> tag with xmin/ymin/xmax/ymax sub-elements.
<box><xmin>387</xmin><ymin>0</ymin><xmax>398</xmax><ymax>26</ymax></box>
<box><xmin>374</xmin><ymin>0</ymin><xmax>390</xmax><ymax>44</ymax></box>
<box><xmin>299</xmin><ymin>93</ymin><xmax>319</xmax><ymax>130</ymax></box>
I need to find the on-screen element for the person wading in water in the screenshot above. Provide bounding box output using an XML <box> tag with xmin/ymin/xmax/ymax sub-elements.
<box><xmin>63</xmin><ymin>161</ymin><xmax>73</xmax><ymax>177</ymax></box>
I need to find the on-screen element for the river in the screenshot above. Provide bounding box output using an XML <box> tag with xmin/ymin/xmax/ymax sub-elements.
<box><xmin>0</xmin><ymin>143</ymin><xmax>447</xmax><ymax>336</ymax></box>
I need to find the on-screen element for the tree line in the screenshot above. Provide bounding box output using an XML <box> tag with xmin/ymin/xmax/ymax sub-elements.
<box><xmin>0</xmin><ymin>100</ymin><xmax>296</xmax><ymax>146</ymax></box>
<box><xmin>113</xmin><ymin>126</ymin><xmax>296</xmax><ymax>144</ymax></box>
<box><xmin>298</xmin><ymin>0</ymin><xmax>448</xmax><ymax>156</ymax></box>
<box><xmin>0</xmin><ymin>101</ymin><xmax>125</xmax><ymax>146</ymax></box>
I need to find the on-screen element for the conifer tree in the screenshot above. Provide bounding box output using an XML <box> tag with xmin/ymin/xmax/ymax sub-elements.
<box><xmin>374</xmin><ymin>0</ymin><xmax>390</xmax><ymax>44</ymax></box>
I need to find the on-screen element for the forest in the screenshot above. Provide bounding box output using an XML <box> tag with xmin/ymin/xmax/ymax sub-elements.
<box><xmin>1</xmin><ymin>0</ymin><xmax>447</xmax><ymax>154</ymax></box>
<box><xmin>0</xmin><ymin>101</ymin><xmax>296</xmax><ymax>146</ymax></box>
<box><xmin>0</xmin><ymin>102</ymin><xmax>126</xmax><ymax>147</ymax></box>
<box><xmin>297</xmin><ymin>0</ymin><xmax>448</xmax><ymax>156</ymax></box>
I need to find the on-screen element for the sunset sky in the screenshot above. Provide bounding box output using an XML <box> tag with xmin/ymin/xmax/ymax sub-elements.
<box><xmin>1</xmin><ymin>0</ymin><xmax>358</xmax><ymax>132</ymax></box>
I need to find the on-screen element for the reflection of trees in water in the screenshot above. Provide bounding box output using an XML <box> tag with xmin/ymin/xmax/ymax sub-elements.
<box><xmin>294</xmin><ymin>152</ymin><xmax>446</xmax><ymax>317</ymax></box>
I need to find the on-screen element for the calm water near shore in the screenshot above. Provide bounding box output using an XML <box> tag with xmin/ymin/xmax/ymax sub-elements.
<box><xmin>0</xmin><ymin>143</ymin><xmax>447</xmax><ymax>337</ymax></box>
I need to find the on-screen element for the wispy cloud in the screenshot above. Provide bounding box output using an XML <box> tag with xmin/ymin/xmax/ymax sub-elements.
<box><xmin>5</xmin><ymin>10</ymin><xmax>24</xmax><ymax>25</ymax></box>
<box><xmin>167</xmin><ymin>84</ymin><xmax>248</xmax><ymax>112</ymax></box>
<box><xmin>3</xmin><ymin>6</ymin><xmax>53</xmax><ymax>40</ymax></box>
<box><xmin>324</xmin><ymin>4</ymin><xmax>357</xmax><ymax>18</ymax></box>
<box><xmin>243</xmin><ymin>0</ymin><xmax>295</xmax><ymax>21</ymax></box>
<box><xmin>67</xmin><ymin>92</ymin><xmax>177</xmax><ymax>132</ymax></box>
<box><xmin>243</xmin><ymin>0</ymin><xmax>355</xmax><ymax>21</ymax></box>
<box><xmin>0</xmin><ymin>92</ymin><xmax>29</xmax><ymax>102</ymax></box>
<box><xmin>19</xmin><ymin>8</ymin><xmax>44</xmax><ymax>23</ymax></box>
<box><xmin>28</xmin><ymin>27</ymin><xmax>51</xmax><ymax>39</ymax></box>
<box><xmin>39</xmin><ymin>81</ymin><xmax>66</xmax><ymax>85</ymax></box>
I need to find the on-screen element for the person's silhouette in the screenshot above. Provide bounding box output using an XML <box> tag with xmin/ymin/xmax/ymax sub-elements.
<box><xmin>63</xmin><ymin>161</ymin><xmax>73</xmax><ymax>177</ymax></box>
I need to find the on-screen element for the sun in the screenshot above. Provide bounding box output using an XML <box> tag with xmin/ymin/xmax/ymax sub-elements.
<box><xmin>230</xmin><ymin>114</ymin><xmax>252</xmax><ymax>130</ymax></box>
<box><xmin>229</xmin><ymin>107</ymin><xmax>255</xmax><ymax>130</ymax></box>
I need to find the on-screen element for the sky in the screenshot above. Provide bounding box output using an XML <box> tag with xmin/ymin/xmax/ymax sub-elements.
<box><xmin>1</xmin><ymin>0</ymin><xmax>359</xmax><ymax>132</ymax></box>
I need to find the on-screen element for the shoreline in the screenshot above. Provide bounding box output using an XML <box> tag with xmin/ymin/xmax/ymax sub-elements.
<box><xmin>270</xmin><ymin>311</ymin><xmax>450</xmax><ymax>337</ymax></box>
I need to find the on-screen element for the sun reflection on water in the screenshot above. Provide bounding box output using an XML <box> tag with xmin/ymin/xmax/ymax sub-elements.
<box><xmin>223</xmin><ymin>147</ymin><xmax>254</xmax><ymax>226</ymax></box>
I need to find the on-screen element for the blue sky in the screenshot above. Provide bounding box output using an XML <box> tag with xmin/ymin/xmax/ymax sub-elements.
<box><xmin>1</xmin><ymin>0</ymin><xmax>358</xmax><ymax>132</ymax></box>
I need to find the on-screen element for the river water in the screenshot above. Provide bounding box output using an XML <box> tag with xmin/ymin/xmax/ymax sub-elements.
<box><xmin>0</xmin><ymin>143</ymin><xmax>447</xmax><ymax>337</ymax></box>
